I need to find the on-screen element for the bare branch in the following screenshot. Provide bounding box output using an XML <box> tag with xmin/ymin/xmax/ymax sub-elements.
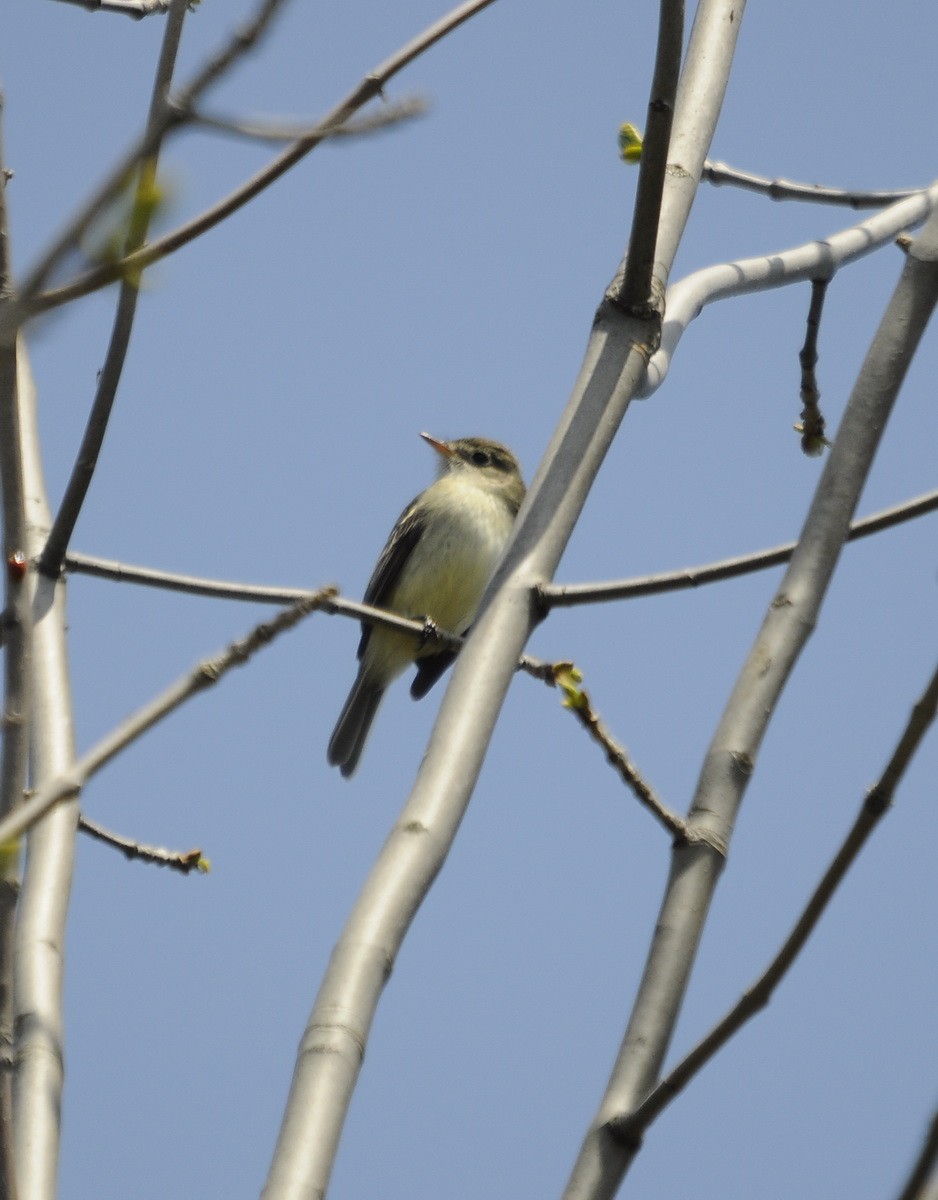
<box><xmin>173</xmin><ymin>0</ymin><xmax>288</xmax><ymax>100</ymax></box>
<box><xmin>542</xmin><ymin>486</ymin><xmax>938</xmax><ymax>607</ymax></box>
<box><xmin>64</xmin><ymin>483</ymin><xmax>938</xmax><ymax>697</ymax></box>
<box><xmin>794</xmin><ymin>279</ymin><xmax>830</xmax><ymax>456</ymax></box>
<box><xmin>10</xmin><ymin>0</ymin><xmax>291</xmax><ymax>314</ymax></box>
<box><xmin>612</xmin><ymin>658</ymin><xmax>938</xmax><ymax>1144</ymax></box>
<box><xmin>563</xmin><ymin>186</ymin><xmax>938</xmax><ymax>1200</ymax></box>
<box><xmin>63</xmin><ymin>553</ymin><xmax>464</xmax><ymax>650</ymax></box>
<box><xmin>703</xmin><ymin>159</ymin><xmax>921</xmax><ymax>208</ymax></box>
<box><xmin>38</xmin><ymin>0</ymin><xmax>191</xmax><ymax>581</ymax></box>
<box><xmin>640</xmin><ymin>182</ymin><xmax>938</xmax><ymax>397</ymax></box>
<box><xmin>185</xmin><ymin>95</ymin><xmax>428</xmax><ymax>144</ymax></box>
<box><xmin>262</xmin><ymin>3</ymin><xmax>743</xmax><ymax>1195</ymax></box>
<box><xmin>609</xmin><ymin>0</ymin><xmax>683</xmax><ymax>314</ymax></box>
<box><xmin>0</xmin><ymin>591</ymin><xmax>333</xmax><ymax>849</ymax></box>
<box><xmin>78</xmin><ymin>815</ymin><xmax>208</xmax><ymax>875</ymax></box>
<box><xmin>29</xmin><ymin>0</ymin><xmax>498</xmax><ymax>316</ymax></box>
<box><xmin>10</xmin><ymin>347</ymin><xmax>78</xmax><ymax>1200</ymax></box>
<box><xmin>64</xmin><ymin>551</ymin><xmax>328</xmax><ymax>602</ymax></box>
<box><xmin>521</xmin><ymin>659</ymin><xmax>691</xmax><ymax>841</ymax></box>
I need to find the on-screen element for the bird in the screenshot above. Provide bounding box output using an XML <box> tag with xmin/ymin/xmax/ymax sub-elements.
<box><xmin>327</xmin><ymin>433</ymin><xmax>525</xmax><ymax>777</ymax></box>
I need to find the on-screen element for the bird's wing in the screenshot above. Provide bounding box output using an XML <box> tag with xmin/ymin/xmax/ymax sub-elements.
<box><xmin>357</xmin><ymin>496</ymin><xmax>425</xmax><ymax>660</ymax></box>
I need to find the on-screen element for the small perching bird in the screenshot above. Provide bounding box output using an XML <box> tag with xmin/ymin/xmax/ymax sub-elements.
<box><xmin>327</xmin><ymin>433</ymin><xmax>526</xmax><ymax>778</ymax></box>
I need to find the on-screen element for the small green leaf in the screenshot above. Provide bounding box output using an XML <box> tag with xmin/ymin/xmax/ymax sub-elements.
<box><xmin>618</xmin><ymin>122</ymin><xmax>644</xmax><ymax>163</ymax></box>
<box><xmin>554</xmin><ymin>663</ymin><xmax>587</xmax><ymax>710</ymax></box>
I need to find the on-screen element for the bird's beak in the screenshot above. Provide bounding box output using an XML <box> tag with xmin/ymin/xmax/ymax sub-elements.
<box><xmin>420</xmin><ymin>432</ymin><xmax>454</xmax><ymax>459</ymax></box>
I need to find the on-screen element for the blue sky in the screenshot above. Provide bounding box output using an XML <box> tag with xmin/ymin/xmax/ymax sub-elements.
<box><xmin>4</xmin><ymin>2</ymin><xmax>938</xmax><ymax>1198</ymax></box>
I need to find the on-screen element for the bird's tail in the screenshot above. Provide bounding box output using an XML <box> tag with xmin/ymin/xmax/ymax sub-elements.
<box><xmin>327</xmin><ymin>671</ymin><xmax>385</xmax><ymax>778</ymax></box>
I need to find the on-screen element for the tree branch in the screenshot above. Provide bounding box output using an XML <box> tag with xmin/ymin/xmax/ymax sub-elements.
<box><xmin>38</xmin><ymin>0</ymin><xmax>190</xmax><ymax>580</ymax></box>
<box><xmin>612</xmin><ymin>657</ymin><xmax>938</xmax><ymax>1144</ymax></box>
<box><xmin>609</xmin><ymin>0</ymin><xmax>683</xmax><ymax>314</ymax></box>
<box><xmin>185</xmin><ymin>95</ymin><xmax>428</xmax><ymax>144</ymax></box>
<box><xmin>794</xmin><ymin>278</ymin><xmax>830</xmax><ymax>455</ymax></box>
<box><xmin>541</xmin><ymin>486</ymin><xmax>938</xmax><ymax>607</ymax></box>
<box><xmin>0</xmin><ymin>592</ymin><xmax>332</xmax><ymax>849</ymax></box>
<box><xmin>27</xmin><ymin>0</ymin><xmax>498</xmax><ymax>316</ymax></box>
<box><xmin>261</xmin><ymin>3</ymin><xmax>744</xmax><ymax>1196</ymax></box>
<box><xmin>639</xmin><ymin>182</ymin><xmax>938</xmax><ymax>397</ymax></box>
<box><xmin>562</xmin><ymin>186</ymin><xmax>938</xmax><ymax>1200</ymax></box>
<box><xmin>78</xmin><ymin>815</ymin><xmax>207</xmax><ymax>875</ymax></box>
<box><xmin>9</xmin><ymin>0</ymin><xmax>291</xmax><ymax>316</ymax></box>
<box><xmin>63</xmin><ymin>554</ymin><xmax>464</xmax><ymax>649</ymax></box>
<box><xmin>523</xmin><ymin>659</ymin><xmax>691</xmax><ymax>841</ymax></box>
<box><xmin>703</xmin><ymin>160</ymin><xmax>921</xmax><ymax>208</ymax></box>
<box><xmin>9</xmin><ymin>346</ymin><xmax>78</xmax><ymax>1200</ymax></box>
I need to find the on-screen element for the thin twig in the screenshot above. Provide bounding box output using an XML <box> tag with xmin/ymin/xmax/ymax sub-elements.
<box><xmin>39</xmin><ymin>0</ymin><xmax>191</xmax><ymax>580</ymax></box>
<box><xmin>702</xmin><ymin>160</ymin><xmax>921</xmax><ymax>208</ymax></box>
<box><xmin>608</xmin><ymin>0</ymin><xmax>683</xmax><ymax>315</ymax></box>
<box><xmin>30</xmin><ymin>0</ymin><xmax>498</xmax><ymax>315</ymax></box>
<box><xmin>795</xmin><ymin>279</ymin><xmax>830</xmax><ymax>456</ymax></box>
<box><xmin>78</xmin><ymin>815</ymin><xmax>207</xmax><ymax>875</ymax></box>
<box><xmin>11</xmin><ymin>0</ymin><xmax>290</xmax><ymax>314</ymax></box>
<box><xmin>175</xmin><ymin>0</ymin><xmax>289</xmax><ymax>101</ymax></box>
<box><xmin>0</xmin><ymin>591</ymin><xmax>333</xmax><ymax>848</ymax></box>
<box><xmin>63</xmin><ymin>552</ymin><xmax>572</xmax><ymax>690</ymax></box>
<box><xmin>611</xmin><ymin>659</ymin><xmax>938</xmax><ymax>1144</ymax></box>
<box><xmin>63</xmin><ymin>555</ymin><xmax>463</xmax><ymax>649</ymax></box>
<box><xmin>520</xmin><ymin>658</ymin><xmax>691</xmax><ymax>841</ymax></box>
<box><xmin>64</xmin><ymin>551</ymin><xmax>333</xmax><ymax>601</ymax></box>
<box><xmin>186</xmin><ymin>95</ymin><xmax>428</xmax><ymax>144</ymax></box>
<box><xmin>541</xmin><ymin>486</ymin><xmax>938</xmax><ymax>607</ymax></box>
<box><xmin>68</xmin><ymin>484</ymin><xmax>938</xmax><ymax>614</ymax></box>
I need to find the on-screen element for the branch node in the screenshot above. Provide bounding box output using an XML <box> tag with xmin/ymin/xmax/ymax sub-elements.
<box><xmin>729</xmin><ymin>749</ymin><xmax>754</xmax><ymax>778</ymax></box>
<box><xmin>605</xmin><ymin>1111</ymin><xmax>645</xmax><ymax>1152</ymax></box>
<box><xmin>677</xmin><ymin>825</ymin><xmax>729</xmax><ymax>858</ymax></box>
<box><xmin>863</xmin><ymin>783</ymin><xmax>891</xmax><ymax>819</ymax></box>
<box><xmin>79</xmin><ymin>814</ymin><xmax>208</xmax><ymax>874</ymax></box>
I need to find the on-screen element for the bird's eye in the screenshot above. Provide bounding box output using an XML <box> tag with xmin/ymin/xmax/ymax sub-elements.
<box><xmin>470</xmin><ymin>449</ymin><xmax>490</xmax><ymax>466</ymax></box>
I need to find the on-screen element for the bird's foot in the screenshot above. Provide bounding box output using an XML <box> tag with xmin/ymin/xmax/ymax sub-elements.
<box><xmin>418</xmin><ymin>616</ymin><xmax>441</xmax><ymax>649</ymax></box>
